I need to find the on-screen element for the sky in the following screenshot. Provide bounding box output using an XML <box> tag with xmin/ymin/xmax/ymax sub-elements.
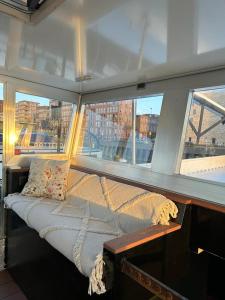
<box><xmin>0</xmin><ymin>84</ymin><xmax>3</xmax><ymax>100</ymax></box>
<box><xmin>136</xmin><ymin>95</ymin><xmax>163</xmax><ymax>115</ymax></box>
<box><xmin>0</xmin><ymin>85</ymin><xmax>49</xmax><ymax>105</ymax></box>
<box><xmin>0</xmin><ymin>84</ymin><xmax>163</xmax><ymax>114</ymax></box>
<box><xmin>16</xmin><ymin>92</ymin><xmax>49</xmax><ymax>105</ymax></box>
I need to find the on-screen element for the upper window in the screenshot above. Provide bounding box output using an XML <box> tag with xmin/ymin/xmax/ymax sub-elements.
<box><xmin>15</xmin><ymin>92</ymin><xmax>75</xmax><ymax>154</ymax></box>
<box><xmin>181</xmin><ymin>87</ymin><xmax>225</xmax><ymax>183</ymax></box>
<box><xmin>77</xmin><ymin>95</ymin><xmax>163</xmax><ymax>167</ymax></box>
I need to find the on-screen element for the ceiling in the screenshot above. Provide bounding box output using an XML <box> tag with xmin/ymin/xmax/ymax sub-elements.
<box><xmin>0</xmin><ymin>0</ymin><xmax>225</xmax><ymax>93</ymax></box>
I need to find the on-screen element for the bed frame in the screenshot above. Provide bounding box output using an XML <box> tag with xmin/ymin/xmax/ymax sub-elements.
<box><xmin>4</xmin><ymin>165</ymin><xmax>225</xmax><ymax>300</ymax></box>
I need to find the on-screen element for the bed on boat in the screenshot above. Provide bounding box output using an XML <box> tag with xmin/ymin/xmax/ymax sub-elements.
<box><xmin>4</xmin><ymin>164</ymin><xmax>225</xmax><ymax>300</ymax></box>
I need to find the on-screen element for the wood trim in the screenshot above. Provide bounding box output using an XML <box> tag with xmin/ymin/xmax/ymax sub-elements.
<box><xmin>72</xmin><ymin>165</ymin><xmax>225</xmax><ymax>213</ymax></box>
<box><xmin>104</xmin><ymin>222</ymin><xmax>181</xmax><ymax>254</ymax></box>
<box><xmin>121</xmin><ymin>260</ymin><xmax>188</xmax><ymax>300</ymax></box>
<box><xmin>191</xmin><ymin>199</ymin><xmax>225</xmax><ymax>214</ymax></box>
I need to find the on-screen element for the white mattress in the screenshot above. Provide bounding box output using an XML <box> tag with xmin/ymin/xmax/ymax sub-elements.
<box><xmin>4</xmin><ymin>169</ymin><xmax>178</xmax><ymax>294</ymax></box>
<box><xmin>4</xmin><ymin>193</ymin><xmax>118</xmax><ymax>275</ymax></box>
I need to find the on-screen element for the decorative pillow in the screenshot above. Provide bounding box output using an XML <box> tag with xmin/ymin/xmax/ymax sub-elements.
<box><xmin>21</xmin><ymin>158</ymin><xmax>49</xmax><ymax>197</ymax></box>
<box><xmin>22</xmin><ymin>158</ymin><xmax>70</xmax><ymax>201</ymax></box>
<box><xmin>43</xmin><ymin>159</ymin><xmax>70</xmax><ymax>201</ymax></box>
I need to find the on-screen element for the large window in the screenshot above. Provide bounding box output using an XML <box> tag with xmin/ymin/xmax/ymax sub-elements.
<box><xmin>15</xmin><ymin>92</ymin><xmax>75</xmax><ymax>154</ymax></box>
<box><xmin>77</xmin><ymin>95</ymin><xmax>163</xmax><ymax>167</ymax></box>
<box><xmin>181</xmin><ymin>87</ymin><xmax>225</xmax><ymax>183</ymax></box>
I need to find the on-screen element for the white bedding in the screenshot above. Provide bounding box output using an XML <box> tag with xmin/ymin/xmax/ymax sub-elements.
<box><xmin>4</xmin><ymin>169</ymin><xmax>178</xmax><ymax>295</ymax></box>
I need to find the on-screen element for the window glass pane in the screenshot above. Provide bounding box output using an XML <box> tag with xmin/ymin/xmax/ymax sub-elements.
<box><xmin>136</xmin><ymin>95</ymin><xmax>163</xmax><ymax>167</ymax></box>
<box><xmin>181</xmin><ymin>87</ymin><xmax>225</xmax><ymax>183</ymax></box>
<box><xmin>78</xmin><ymin>95</ymin><xmax>163</xmax><ymax>166</ymax></box>
<box><xmin>15</xmin><ymin>92</ymin><xmax>75</xmax><ymax>154</ymax></box>
<box><xmin>78</xmin><ymin>100</ymin><xmax>133</xmax><ymax>163</ymax></box>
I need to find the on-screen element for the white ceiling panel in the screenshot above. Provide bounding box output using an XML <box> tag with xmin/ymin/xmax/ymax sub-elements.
<box><xmin>0</xmin><ymin>0</ymin><xmax>225</xmax><ymax>92</ymax></box>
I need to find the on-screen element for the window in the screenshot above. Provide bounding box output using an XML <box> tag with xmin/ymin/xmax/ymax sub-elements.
<box><xmin>180</xmin><ymin>87</ymin><xmax>225</xmax><ymax>183</ymax></box>
<box><xmin>78</xmin><ymin>100</ymin><xmax>133</xmax><ymax>162</ymax></box>
<box><xmin>15</xmin><ymin>92</ymin><xmax>75</xmax><ymax>154</ymax></box>
<box><xmin>77</xmin><ymin>95</ymin><xmax>163</xmax><ymax>166</ymax></box>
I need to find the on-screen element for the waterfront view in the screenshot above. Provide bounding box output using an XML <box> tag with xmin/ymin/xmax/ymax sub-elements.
<box><xmin>78</xmin><ymin>96</ymin><xmax>163</xmax><ymax>166</ymax></box>
<box><xmin>15</xmin><ymin>92</ymin><xmax>74</xmax><ymax>154</ymax></box>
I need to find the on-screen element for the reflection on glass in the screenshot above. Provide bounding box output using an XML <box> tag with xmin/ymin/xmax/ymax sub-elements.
<box><xmin>183</xmin><ymin>89</ymin><xmax>225</xmax><ymax>159</ymax></box>
<box><xmin>136</xmin><ymin>95</ymin><xmax>163</xmax><ymax>166</ymax></box>
<box><xmin>15</xmin><ymin>92</ymin><xmax>75</xmax><ymax>154</ymax></box>
<box><xmin>197</xmin><ymin>0</ymin><xmax>225</xmax><ymax>54</ymax></box>
<box><xmin>78</xmin><ymin>100</ymin><xmax>133</xmax><ymax>163</ymax></box>
<box><xmin>181</xmin><ymin>87</ymin><xmax>225</xmax><ymax>184</ymax></box>
<box><xmin>78</xmin><ymin>95</ymin><xmax>163</xmax><ymax>167</ymax></box>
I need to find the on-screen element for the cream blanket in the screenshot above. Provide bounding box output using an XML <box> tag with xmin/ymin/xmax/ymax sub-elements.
<box><xmin>4</xmin><ymin>170</ymin><xmax>178</xmax><ymax>295</ymax></box>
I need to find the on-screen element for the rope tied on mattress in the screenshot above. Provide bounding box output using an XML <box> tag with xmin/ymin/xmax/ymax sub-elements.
<box><xmin>100</xmin><ymin>177</ymin><xmax>123</xmax><ymax>235</ymax></box>
<box><xmin>52</xmin><ymin>174</ymin><xmax>97</xmax><ymax>215</ymax></box>
<box><xmin>73</xmin><ymin>201</ymin><xmax>90</xmax><ymax>274</ymax></box>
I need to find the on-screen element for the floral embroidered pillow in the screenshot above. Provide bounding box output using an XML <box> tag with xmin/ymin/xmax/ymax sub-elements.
<box><xmin>22</xmin><ymin>158</ymin><xmax>70</xmax><ymax>201</ymax></box>
<box><xmin>43</xmin><ymin>160</ymin><xmax>70</xmax><ymax>201</ymax></box>
<box><xmin>21</xmin><ymin>158</ymin><xmax>49</xmax><ymax>197</ymax></box>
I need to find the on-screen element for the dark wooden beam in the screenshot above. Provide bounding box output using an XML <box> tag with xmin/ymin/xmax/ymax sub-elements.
<box><xmin>121</xmin><ymin>259</ymin><xmax>188</xmax><ymax>300</ymax></box>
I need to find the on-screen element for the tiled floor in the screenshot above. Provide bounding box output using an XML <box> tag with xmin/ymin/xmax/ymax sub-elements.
<box><xmin>0</xmin><ymin>271</ymin><xmax>27</xmax><ymax>300</ymax></box>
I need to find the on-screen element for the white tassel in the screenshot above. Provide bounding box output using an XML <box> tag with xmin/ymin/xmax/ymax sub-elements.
<box><xmin>152</xmin><ymin>200</ymin><xmax>178</xmax><ymax>225</ymax></box>
<box><xmin>88</xmin><ymin>253</ymin><xmax>106</xmax><ymax>295</ymax></box>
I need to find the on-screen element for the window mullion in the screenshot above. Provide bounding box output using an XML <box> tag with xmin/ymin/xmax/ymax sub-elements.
<box><xmin>132</xmin><ymin>99</ymin><xmax>136</xmax><ymax>165</ymax></box>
